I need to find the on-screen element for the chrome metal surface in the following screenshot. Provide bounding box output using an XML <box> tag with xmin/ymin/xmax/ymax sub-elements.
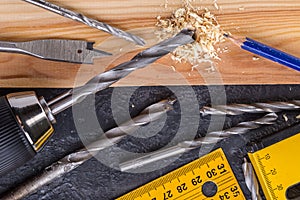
<box><xmin>7</xmin><ymin>92</ymin><xmax>54</xmax><ymax>151</ymax></box>
<box><xmin>200</xmin><ymin>101</ymin><xmax>300</xmax><ymax>116</ymax></box>
<box><xmin>0</xmin><ymin>40</ymin><xmax>111</xmax><ymax>64</ymax></box>
<box><xmin>23</xmin><ymin>0</ymin><xmax>145</xmax><ymax>46</ymax></box>
<box><xmin>49</xmin><ymin>29</ymin><xmax>195</xmax><ymax>115</ymax></box>
<box><xmin>0</xmin><ymin>99</ymin><xmax>174</xmax><ymax>200</ymax></box>
<box><xmin>120</xmin><ymin>113</ymin><xmax>278</xmax><ymax>171</ymax></box>
<box><xmin>242</xmin><ymin>158</ymin><xmax>262</xmax><ymax>200</ymax></box>
<box><xmin>39</xmin><ymin>97</ymin><xmax>56</xmax><ymax>124</ymax></box>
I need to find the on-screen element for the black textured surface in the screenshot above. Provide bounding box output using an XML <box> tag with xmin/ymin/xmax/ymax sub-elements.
<box><xmin>0</xmin><ymin>96</ymin><xmax>36</xmax><ymax>176</ymax></box>
<box><xmin>0</xmin><ymin>85</ymin><xmax>299</xmax><ymax>200</ymax></box>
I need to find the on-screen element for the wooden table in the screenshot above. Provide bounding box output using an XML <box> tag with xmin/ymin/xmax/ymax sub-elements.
<box><xmin>1</xmin><ymin>0</ymin><xmax>300</xmax><ymax>88</ymax></box>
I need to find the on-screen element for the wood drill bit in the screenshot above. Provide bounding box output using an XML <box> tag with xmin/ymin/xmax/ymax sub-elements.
<box><xmin>242</xmin><ymin>158</ymin><xmax>262</xmax><ymax>200</ymax></box>
<box><xmin>23</xmin><ymin>0</ymin><xmax>145</xmax><ymax>46</ymax></box>
<box><xmin>1</xmin><ymin>99</ymin><xmax>175</xmax><ymax>200</ymax></box>
<box><xmin>200</xmin><ymin>100</ymin><xmax>300</xmax><ymax>116</ymax></box>
<box><xmin>48</xmin><ymin>29</ymin><xmax>195</xmax><ymax>115</ymax></box>
<box><xmin>120</xmin><ymin>113</ymin><xmax>278</xmax><ymax>171</ymax></box>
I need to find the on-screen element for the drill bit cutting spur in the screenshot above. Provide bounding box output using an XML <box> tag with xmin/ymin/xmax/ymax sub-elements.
<box><xmin>23</xmin><ymin>0</ymin><xmax>145</xmax><ymax>46</ymax></box>
<box><xmin>0</xmin><ymin>29</ymin><xmax>195</xmax><ymax>176</ymax></box>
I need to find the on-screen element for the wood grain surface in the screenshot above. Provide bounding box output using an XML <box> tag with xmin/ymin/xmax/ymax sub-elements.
<box><xmin>0</xmin><ymin>0</ymin><xmax>300</xmax><ymax>88</ymax></box>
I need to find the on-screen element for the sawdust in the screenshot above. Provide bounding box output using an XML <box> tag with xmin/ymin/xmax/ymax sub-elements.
<box><xmin>238</xmin><ymin>6</ymin><xmax>245</xmax><ymax>11</ymax></box>
<box><xmin>252</xmin><ymin>56</ymin><xmax>260</xmax><ymax>61</ymax></box>
<box><xmin>155</xmin><ymin>0</ymin><xmax>226</xmax><ymax>68</ymax></box>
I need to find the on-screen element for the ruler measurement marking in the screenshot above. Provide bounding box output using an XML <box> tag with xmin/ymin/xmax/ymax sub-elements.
<box><xmin>185</xmin><ymin>189</ymin><xmax>205</xmax><ymax>200</ymax></box>
<box><xmin>248</xmin><ymin>134</ymin><xmax>300</xmax><ymax>200</ymax></box>
<box><xmin>185</xmin><ymin>192</ymin><xmax>201</xmax><ymax>200</ymax></box>
<box><xmin>218</xmin><ymin>177</ymin><xmax>235</xmax><ymax>188</ymax></box>
<box><xmin>215</xmin><ymin>174</ymin><xmax>232</xmax><ymax>186</ymax></box>
<box><xmin>189</xmin><ymin>194</ymin><xmax>202</xmax><ymax>200</ymax></box>
<box><xmin>117</xmin><ymin>149</ymin><xmax>244</xmax><ymax>200</ymax></box>
<box><xmin>173</xmin><ymin>185</ymin><xmax>202</xmax><ymax>200</ymax></box>
<box><xmin>213</xmin><ymin>171</ymin><xmax>230</xmax><ymax>181</ymax></box>
<box><xmin>257</xmin><ymin>154</ymin><xmax>277</xmax><ymax>199</ymax></box>
<box><xmin>218</xmin><ymin>182</ymin><xmax>236</xmax><ymax>193</ymax></box>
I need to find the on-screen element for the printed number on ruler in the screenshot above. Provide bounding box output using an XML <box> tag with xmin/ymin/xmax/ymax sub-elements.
<box><xmin>117</xmin><ymin>148</ymin><xmax>245</xmax><ymax>200</ymax></box>
<box><xmin>248</xmin><ymin>133</ymin><xmax>300</xmax><ymax>200</ymax></box>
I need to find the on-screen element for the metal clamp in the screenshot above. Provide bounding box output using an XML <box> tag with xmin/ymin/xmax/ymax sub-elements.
<box><xmin>7</xmin><ymin>92</ymin><xmax>54</xmax><ymax>151</ymax></box>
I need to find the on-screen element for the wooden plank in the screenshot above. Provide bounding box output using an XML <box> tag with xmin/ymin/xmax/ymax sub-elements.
<box><xmin>0</xmin><ymin>0</ymin><xmax>300</xmax><ymax>88</ymax></box>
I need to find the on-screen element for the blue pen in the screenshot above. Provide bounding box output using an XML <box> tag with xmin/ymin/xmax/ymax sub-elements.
<box><xmin>225</xmin><ymin>34</ymin><xmax>300</xmax><ymax>72</ymax></box>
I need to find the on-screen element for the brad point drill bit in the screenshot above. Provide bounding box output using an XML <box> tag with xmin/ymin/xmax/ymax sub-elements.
<box><xmin>23</xmin><ymin>0</ymin><xmax>145</xmax><ymax>46</ymax></box>
<box><xmin>120</xmin><ymin>113</ymin><xmax>278</xmax><ymax>171</ymax></box>
<box><xmin>242</xmin><ymin>158</ymin><xmax>262</xmax><ymax>200</ymax></box>
<box><xmin>200</xmin><ymin>100</ymin><xmax>300</xmax><ymax>116</ymax></box>
<box><xmin>1</xmin><ymin>99</ymin><xmax>175</xmax><ymax>200</ymax></box>
<box><xmin>0</xmin><ymin>29</ymin><xmax>194</xmax><ymax>176</ymax></box>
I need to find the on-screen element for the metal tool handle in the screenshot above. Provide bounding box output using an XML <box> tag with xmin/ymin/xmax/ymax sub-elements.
<box><xmin>0</xmin><ymin>92</ymin><xmax>54</xmax><ymax>176</ymax></box>
<box><xmin>0</xmin><ymin>41</ymin><xmax>21</xmax><ymax>53</ymax></box>
<box><xmin>0</xmin><ymin>96</ymin><xmax>36</xmax><ymax>175</ymax></box>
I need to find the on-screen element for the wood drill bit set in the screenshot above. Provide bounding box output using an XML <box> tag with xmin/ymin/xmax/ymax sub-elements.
<box><xmin>0</xmin><ymin>1</ymin><xmax>300</xmax><ymax>200</ymax></box>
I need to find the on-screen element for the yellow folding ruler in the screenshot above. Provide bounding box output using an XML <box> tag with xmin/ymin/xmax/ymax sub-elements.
<box><xmin>248</xmin><ymin>133</ymin><xmax>300</xmax><ymax>200</ymax></box>
<box><xmin>117</xmin><ymin>148</ymin><xmax>245</xmax><ymax>200</ymax></box>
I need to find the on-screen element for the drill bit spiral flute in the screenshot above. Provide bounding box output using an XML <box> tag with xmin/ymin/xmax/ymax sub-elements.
<box><xmin>23</xmin><ymin>0</ymin><xmax>145</xmax><ymax>46</ymax></box>
<box><xmin>242</xmin><ymin>158</ymin><xmax>262</xmax><ymax>200</ymax></box>
<box><xmin>0</xmin><ymin>29</ymin><xmax>195</xmax><ymax>176</ymax></box>
<box><xmin>200</xmin><ymin>100</ymin><xmax>300</xmax><ymax>116</ymax></box>
<box><xmin>120</xmin><ymin>113</ymin><xmax>278</xmax><ymax>171</ymax></box>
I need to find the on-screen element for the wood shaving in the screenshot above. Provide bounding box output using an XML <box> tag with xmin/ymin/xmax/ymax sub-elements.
<box><xmin>171</xmin><ymin>65</ymin><xmax>176</xmax><ymax>71</ymax></box>
<box><xmin>213</xmin><ymin>0</ymin><xmax>219</xmax><ymax>10</ymax></box>
<box><xmin>155</xmin><ymin>0</ymin><xmax>225</xmax><ymax>66</ymax></box>
<box><xmin>164</xmin><ymin>0</ymin><xmax>169</xmax><ymax>8</ymax></box>
<box><xmin>238</xmin><ymin>6</ymin><xmax>245</xmax><ymax>11</ymax></box>
<box><xmin>252</xmin><ymin>56</ymin><xmax>260</xmax><ymax>61</ymax></box>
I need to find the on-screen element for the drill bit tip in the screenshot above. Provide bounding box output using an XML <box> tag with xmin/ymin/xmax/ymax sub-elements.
<box><xmin>23</xmin><ymin>0</ymin><xmax>146</xmax><ymax>46</ymax></box>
